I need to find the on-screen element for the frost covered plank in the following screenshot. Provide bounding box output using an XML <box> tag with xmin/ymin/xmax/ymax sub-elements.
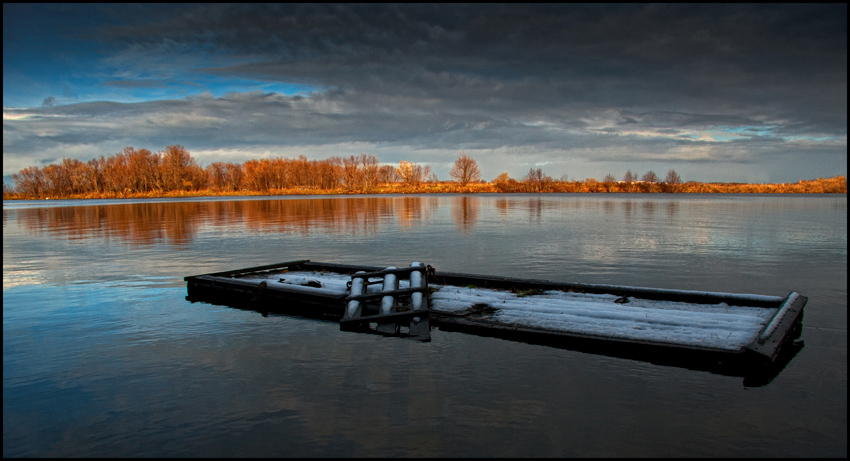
<box><xmin>746</xmin><ymin>292</ymin><xmax>807</xmax><ymax>360</ymax></box>
<box><xmin>428</xmin><ymin>285</ymin><xmax>778</xmax><ymax>352</ymax></box>
<box><xmin>430</xmin><ymin>271</ymin><xmax>784</xmax><ymax>307</ymax></box>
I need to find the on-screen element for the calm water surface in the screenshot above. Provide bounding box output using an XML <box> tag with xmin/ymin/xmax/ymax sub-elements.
<box><xmin>3</xmin><ymin>194</ymin><xmax>846</xmax><ymax>457</ymax></box>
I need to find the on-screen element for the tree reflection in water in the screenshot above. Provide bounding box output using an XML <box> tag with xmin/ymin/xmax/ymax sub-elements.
<box><xmin>13</xmin><ymin>197</ymin><xmax>472</xmax><ymax>246</ymax></box>
<box><xmin>451</xmin><ymin>196</ymin><xmax>479</xmax><ymax>234</ymax></box>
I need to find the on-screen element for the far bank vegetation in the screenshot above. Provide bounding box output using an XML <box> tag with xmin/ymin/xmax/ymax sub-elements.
<box><xmin>5</xmin><ymin>145</ymin><xmax>847</xmax><ymax>200</ymax></box>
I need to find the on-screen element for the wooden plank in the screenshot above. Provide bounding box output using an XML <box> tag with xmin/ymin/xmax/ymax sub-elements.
<box><xmin>352</xmin><ymin>266</ymin><xmax>428</xmax><ymax>279</ymax></box>
<box><xmin>432</xmin><ymin>316</ymin><xmax>778</xmax><ymax>378</ymax></box>
<box><xmin>185</xmin><ymin>275</ymin><xmax>347</xmax><ymax>319</ymax></box>
<box><xmin>207</xmin><ymin>259</ymin><xmax>311</xmax><ymax>277</ymax></box>
<box><xmin>300</xmin><ymin>261</ymin><xmax>386</xmax><ymax>274</ymax></box>
<box><xmin>188</xmin><ymin>275</ymin><xmax>348</xmax><ymax>301</ymax></box>
<box><xmin>430</xmin><ymin>270</ymin><xmax>784</xmax><ymax>307</ymax></box>
<box><xmin>184</xmin><ymin>260</ymin><xmax>310</xmax><ymax>280</ymax></box>
<box><xmin>434</xmin><ymin>315</ymin><xmax>744</xmax><ymax>355</ymax></box>
<box><xmin>746</xmin><ymin>292</ymin><xmax>807</xmax><ymax>361</ymax></box>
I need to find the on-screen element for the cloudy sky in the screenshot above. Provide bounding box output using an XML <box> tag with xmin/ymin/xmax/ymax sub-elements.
<box><xmin>3</xmin><ymin>4</ymin><xmax>846</xmax><ymax>184</ymax></box>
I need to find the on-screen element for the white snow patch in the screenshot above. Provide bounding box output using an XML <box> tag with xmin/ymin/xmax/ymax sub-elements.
<box><xmin>248</xmin><ymin>271</ymin><xmax>776</xmax><ymax>350</ymax></box>
<box><xmin>429</xmin><ymin>286</ymin><xmax>775</xmax><ymax>350</ymax></box>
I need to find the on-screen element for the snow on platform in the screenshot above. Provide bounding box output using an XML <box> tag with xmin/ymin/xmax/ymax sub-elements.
<box><xmin>430</xmin><ymin>286</ymin><xmax>776</xmax><ymax>351</ymax></box>
<box><xmin>249</xmin><ymin>271</ymin><xmax>777</xmax><ymax>351</ymax></box>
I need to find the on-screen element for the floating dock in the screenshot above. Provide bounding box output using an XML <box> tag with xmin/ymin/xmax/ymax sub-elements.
<box><xmin>185</xmin><ymin>260</ymin><xmax>806</xmax><ymax>384</ymax></box>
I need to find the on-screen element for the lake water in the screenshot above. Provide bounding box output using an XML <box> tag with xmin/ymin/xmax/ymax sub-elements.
<box><xmin>3</xmin><ymin>194</ymin><xmax>846</xmax><ymax>457</ymax></box>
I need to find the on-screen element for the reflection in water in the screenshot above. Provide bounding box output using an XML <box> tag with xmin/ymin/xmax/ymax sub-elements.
<box><xmin>7</xmin><ymin>195</ymin><xmax>835</xmax><ymax>260</ymax></box>
<box><xmin>11</xmin><ymin>197</ymin><xmax>448</xmax><ymax>246</ymax></box>
<box><xmin>527</xmin><ymin>198</ymin><xmax>544</xmax><ymax>224</ymax></box>
<box><xmin>237</xmin><ymin>198</ymin><xmax>396</xmax><ymax>235</ymax></box>
<box><xmin>622</xmin><ymin>200</ymin><xmax>636</xmax><ymax>220</ymax></box>
<box><xmin>10</xmin><ymin>196</ymin><xmax>483</xmax><ymax>246</ymax></box>
<box><xmin>494</xmin><ymin>198</ymin><xmax>512</xmax><ymax>217</ymax></box>
<box><xmin>13</xmin><ymin>203</ymin><xmax>203</xmax><ymax>246</ymax></box>
<box><xmin>451</xmin><ymin>196</ymin><xmax>480</xmax><ymax>234</ymax></box>
<box><xmin>666</xmin><ymin>200</ymin><xmax>679</xmax><ymax>219</ymax></box>
<box><xmin>641</xmin><ymin>200</ymin><xmax>656</xmax><ymax>216</ymax></box>
<box><xmin>397</xmin><ymin>196</ymin><xmax>438</xmax><ymax>227</ymax></box>
<box><xmin>2</xmin><ymin>194</ymin><xmax>846</xmax><ymax>457</ymax></box>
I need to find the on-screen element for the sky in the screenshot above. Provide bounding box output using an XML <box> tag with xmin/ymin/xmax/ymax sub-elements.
<box><xmin>3</xmin><ymin>4</ymin><xmax>847</xmax><ymax>185</ymax></box>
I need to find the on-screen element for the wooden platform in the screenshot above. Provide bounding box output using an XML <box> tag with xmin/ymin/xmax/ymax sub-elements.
<box><xmin>185</xmin><ymin>259</ymin><xmax>806</xmax><ymax>384</ymax></box>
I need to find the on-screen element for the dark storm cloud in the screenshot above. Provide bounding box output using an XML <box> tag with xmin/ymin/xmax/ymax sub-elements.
<box><xmin>94</xmin><ymin>4</ymin><xmax>847</xmax><ymax>139</ymax></box>
<box><xmin>3</xmin><ymin>4</ymin><xmax>846</xmax><ymax>182</ymax></box>
<box><xmin>99</xmin><ymin>5</ymin><xmax>844</xmax><ymax>102</ymax></box>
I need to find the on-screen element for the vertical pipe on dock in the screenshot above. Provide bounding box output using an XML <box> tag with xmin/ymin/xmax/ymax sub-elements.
<box><xmin>409</xmin><ymin>262</ymin><xmax>429</xmax><ymax>338</ymax></box>
<box><xmin>377</xmin><ymin>267</ymin><xmax>398</xmax><ymax>333</ymax></box>
<box><xmin>410</xmin><ymin>262</ymin><xmax>427</xmax><ymax>311</ymax></box>
<box><xmin>346</xmin><ymin>272</ymin><xmax>366</xmax><ymax>319</ymax></box>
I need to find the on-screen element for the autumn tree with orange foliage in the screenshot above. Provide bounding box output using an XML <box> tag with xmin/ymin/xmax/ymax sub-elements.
<box><xmin>397</xmin><ymin>161</ymin><xmax>430</xmax><ymax>186</ymax></box>
<box><xmin>206</xmin><ymin>162</ymin><xmax>244</xmax><ymax>192</ymax></box>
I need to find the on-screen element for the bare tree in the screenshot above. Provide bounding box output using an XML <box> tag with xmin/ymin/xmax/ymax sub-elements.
<box><xmin>207</xmin><ymin>162</ymin><xmax>229</xmax><ymax>191</ymax></box>
<box><xmin>161</xmin><ymin>145</ymin><xmax>197</xmax><ymax>191</ymax></box>
<box><xmin>601</xmin><ymin>173</ymin><xmax>618</xmax><ymax>192</ymax></box>
<box><xmin>378</xmin><ymin>164</ymin><xmax>399</xmax><ymax>183</ymax></box>
<box><xmin>13</xmin><ymin>166</ymin><xmax>46</xmax><ymax>198</ymax></box>
<box><xmin>316</xmin><ymin>157</ymin><xmax>342</xmax><ymax>190</ymax></box>
<box><xmin>341</xmin><ymin>155</ymin><xmax>362</xmax><ymax>190</ymax></box>
<box><xmin>623</xmin><ymin>169</ymin><xmax>637</xmax><ymax>183</ymax></box>
<box><xmin>449</xmin><ymin>152</ymin><xmax>482</xmax><ymax>186</ymax></box>
<box><xmin>665</xmin><ymin>169</ymin><xmax>682</xmax><ymax>184</ymax></box>
<box><xmin>360</xmin><ymin>154</ymin><xmax>380</xmax><ymax>189</ymax></box>
<box><xmin>522</xmin><ymin>168</ymin><xmax>552</xmax><ymax>192</ymax></box>
<box><xmin>641</xmin><ymin>170</ymin><xmax>659</xmax><ymax>183</ymax></box>
<box><xmin>125</xmin><ymin>147</ymin><xmax>161</xmax><ymax>192</ymax></box>
<box><xmin>242</xmin><ymin>159</ymin><xmax>272</xmax><ymax>191</ymax></box>
<box><xmin>86</xmin><ymin>158</ymin><xmax>104</xmax><ymax>193</ymax></box>
<box><xmin>103</xmin><ymin>152</ymin><xmax>132</xmax><ymax>193</ymax></box>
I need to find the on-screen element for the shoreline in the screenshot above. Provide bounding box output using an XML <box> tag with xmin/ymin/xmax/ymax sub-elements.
<box><xmin>3</xmin><ymin>185</ymin><xmax>846</xmax><ymax>201</ymax></box>
<box><xmin>3</xmin><ymin>175</ymin><xmax>846</xmax><ymax>201</ymax></box>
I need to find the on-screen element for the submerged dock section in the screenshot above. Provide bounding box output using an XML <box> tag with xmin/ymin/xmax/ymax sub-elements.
<box><xmin>185</xmin><ymin>259</ymin><xmax>806</xmax><ymax>383</ymax></box>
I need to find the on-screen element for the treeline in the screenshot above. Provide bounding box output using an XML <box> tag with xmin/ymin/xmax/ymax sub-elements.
<box><xmin>490</xmin><ymin>168</ymin><xmax>847</xmax><ymax>194</ymax></box>
<box><xmin>8</xmin><ymin>146</ymin><xmax>412</xmax><ymax>199</ymax></box>
<box><xmin>5</xmin><ymin>145</ymin><xmax>847</xmax><ymax>199</ymax></box>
